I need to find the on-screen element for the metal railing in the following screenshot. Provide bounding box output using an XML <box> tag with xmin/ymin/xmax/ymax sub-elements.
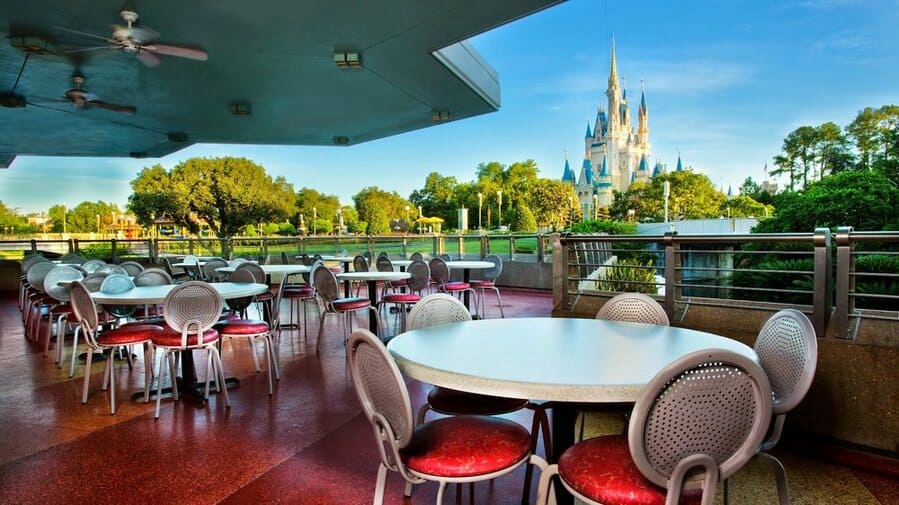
<box><xmin>555</xmin><ymin>228</ymin><xmax>899</xmax><ymax>340</ymax></box>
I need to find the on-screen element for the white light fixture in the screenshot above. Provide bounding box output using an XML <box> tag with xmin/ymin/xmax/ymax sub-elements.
<box><xmin>431</xmin><ymin>110</ymin><xmax>451</xmax><ymax>122</ymax></box>
<box><xmin>333</xmin><ymin>51</ymin><xmax>361</xmax><ymax>69</ymax></box>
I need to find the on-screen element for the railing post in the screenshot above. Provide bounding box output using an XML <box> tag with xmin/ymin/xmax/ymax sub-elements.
<box><xmin>834</xmin><ymin>226</ymin><xmax>854</xmax><ymax>339</ymax></box>
<box><xmin>663</xmin><ymin>230</ymin><xmax>678</xmax><ymax>318</ymax></box>
<box><xmin>537</xmin><ymin>235</ymin><xmax>545</xmax><ymax>262</ymax></box>
<box><xmin>458</xmin><ymin>235</ymin><xmax>464</xmax><ymax>259</ymax></box>
<box><xmin>66</xmin><ymin>238</ymin><xmax>74</xmax><ymax>254</ymax></box>
<box><xmin>508</xmin><ymin>235</ymin><xmax>514</xmax><ymax>260</ymax></box>
<box><xmin>262</xmin><ymin>237</ymin><xmax>269</xmax><ymax>261</ymax></box>
<box><xmin>73</xmin><ymin>239</ymin><xmax>80</xmax><ymax>254</ymax></box>
<box><xmin>30</xmin><ymin>239</ymin><xmax>36</xmax><ymax>253</ymax></box>
<box><xmin>812</xmin><ymin>228</ymin><xmax>833</xmax><ymax>337</ymax></box>
<box><xmin>551</xmin><ymin>233</ymin><xmax>568</xmax><ymax>311</ymax></box>
<box><xmin>188</xmin><ymin>238</ymin><xmax>195</xmax><ymax>255</ymax></box>
<box><xmin>402</xmin><ymin>235</ymin><xmax>408</xmax><ymax>258</ymax></box>
<box><xmin>111</xmin><ymin>239</ymin><xmax>118</xmax><ymax>263</ymax></box>
<box><xmin>481</xmin><ymin>234</ymin><xmax>489</xmax><ymax>259</ymax></box>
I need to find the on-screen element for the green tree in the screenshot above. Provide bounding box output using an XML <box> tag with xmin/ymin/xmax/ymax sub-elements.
<box><xmin>128</xmin><ymin>164</ymin><xmax>186</xmax><ymax>230</ymax></box>
<box><xmin>68</xmin><ymin>201</ymin><xmax>121</xmax><ymax>233</ymax></box>
<box><xmin>754</xmin><ymin>170</ymin><xmax>899</xmax><ymax>232</ymax></box>
<box><xmin>353</xmin><ymin>186</ymin><xmax>410</xmax><ymax>229</ymax></box>
<box><xmin>527</xmin><ymin>178</ymin><xmax>580</xmax><ymax>230</ymax></box>
<box><xmin>724</xmin><ymin>195</ymin><xmax>774</xmax><ymax>218</ymax></box>
<box><xmin>409</xmin><ymin>172</ymin><xmax>459</xmax><ymax>227</ymax></box>
<box><xmin>738</xmin><ymin>177</ymin><xmax>774</xmax><ymax>205</ymax></box>
<box><xmin>611</xmin><ymin>170</ymin><xmax>726</xmax><ymax>222</ymax></box>
<box><xmin>0</xmin><ymin>201</ymin><xmax>26</xmax><ymax>232</ymax></box>
<box><xmin>847</xmin><ymin>107</ymin><xmax>883</xmax><ymax>170</ymax></box>
<box><xmin>815</xmin><ymin>121</ymin><xmax>855</xmax><ymax>176</ymax></box>
<box><xmin>278</xmin><ymin>222</ymin><xmax>297</xmax><ymax>235</ymax></box>
<box><xmin>295</xmin><ymin>188</ymin><xmax>340</xmax><ymax>232</ymax></box>
<box><xmin>367</xmin><ymin>206</ymin><xmax>390</xmax><ymax>235</ymax></box>
<box><xmin>507</xmin><ymin>204</ymin><xmax>537</xmax><ymax>232</ymax></box>
<box><xmin>48</xmin><ymin>204</ymin><xmax>66</xmax><ymax>233</ymax></box>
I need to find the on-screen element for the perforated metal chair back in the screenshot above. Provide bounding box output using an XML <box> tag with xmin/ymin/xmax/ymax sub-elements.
<box><xmin>427</xmin><ymin>258</ymin><xmax>450</xmax><ymax>286</ymax></box>
<box><xmin>22</xmin><ymin>254</ymin><xmax>48</xmax><ymax>273</ymax></box>
<box><xmin>99</xmin><ymin>274</ymin><xmax>137</xmax><ymax>318</ymax></box>
<box><xmin>162</xmin><ymin>257</ymin><xmax>177</xmax><ymax>276</ymax></box>
<box><xmin>596</xmin><ymin>292</ymin><xmax>669</xmax><ymax>326</ymax></box>
<box><xmin>362</xmin><ymin>251</ymin><xmax>372</xmax><ymax>263</ymax></box>
<box><xmin>60</xmin><ymin>253</ymin><xmax>86</xmax><ymax>265</ymax></box>
<box><xmin>26</xmin><ymin>261</ymin><xmax>56</xmax><ymax>292</ymax></box>
<box><xmin>313</xmin><ymin>265</ymin><xmax>339</xmax><ymax>304</ymax></box>
<box><xmin>348</xmin><ymin>328</ymin><xmax>414</xmax><ymax>449</ymax></box>
<box><xmin>407</xmin><ymin>293</ymin><xmax>471</xmax><ymax>330</ymax></box>
<box><xmin>203</xmin><ymin>258</ymin><xmax>228</xmax><ymax>281</ymax></box>
<box><xmin>303</xmin><ymin>259</ymin><xmax>324</xmax><ymax>285</ymax></box>
<box><xmin>182</xmin><ymin>255</ymin><xmax>199</xmax><ymax>265</ymax></box>
<box><xmin>754</xmin><ymin>309</ymin><xmax>818</xmax><ymax>415</ymax></box>
<box><xmin>406</xmin><ymin>260</ymin><xmax>430</xmax><ymax>293</ymax></box>
<box><xmin>43</xmin><ymin>266</ymin><xmax>83</xmax><ymax>302</ymax></box>
<box><xmin>482</xmin><ymin>254</ymin><xmax>503</xmax><ymax>281</ymax></box>
<box><xmin>224</xmin><ymin>270</ymin><xmax>255</xmax><ymax>313</ymax></box>
<box><xmin>162</xmin><ymin>281</ymin><xmax>224</xmax><ymax>347</ymax></box>
<box><xmin>377</xmin><ymin>252</ymin><xmax>389</xmax><ymax>259</ymax></box>
<box><xmin>118</xmin><ymin>261</ymin><xmax>145</xmax><ymax>276</ymax></box>
<box><xmin>236</xmin><ymin>262</ymin><xmax>266</xmax><ymax>284</ymax></box>
<box><xmin>81</xmin><ymin>273</ymin><xmax>109</xmax><ymax>292</ymax></box>
<box><xmin>353</xmin><ymin>255</ymin><xmax>369</xmax><ymax>272</ymax></box>
<box><xmin>280</xmin><ymin>252</ymin><xmax>291</xmax><ymax>265</ymax></box>
<box><xmin>134</xmin><ymin>268</ymin><xmax>173</xmax><ymax>286</ymax></box>
<box><xmin>95</xmin><ymin>264</ymin><xmax>128</xmax><ymax>276</ymax></box>
<box><xmin>376</xmin><ymin>255</ymin><xmax>393</xmax><ymax>272</ymax></box>
<box><xmin>628</xmin><ymin>349</ymin><xmax>772</xmax><ymax>492</ymax></box>
<box><xmin>410</xmin><ymin>252</ymin><xmax>424</xmax><ymax>262</ymax></box>
<box><xmin>69</xmin><ymin>281</ymin><xmax>99</xmax><ymax>335</ymax></box>
<box><xmin>229</xmin><ymin>258</ymin><xmax>249</xmax><ymax>267</ymax></box>
<box><xmin>438</xmin><ymin>253</ymin><xmax>452</xmax><ymax>261</ymax></box>
<box><xmin>81</xmin><ymin>259</ymin><xmax>106</xmax><ymax>274</ymax></box>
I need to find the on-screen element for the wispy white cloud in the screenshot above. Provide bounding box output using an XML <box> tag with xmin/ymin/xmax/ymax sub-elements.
<box><xmin>813</xmin><ymin>30</ymin><xmax>872</xmax><ymax>51</ymax></box>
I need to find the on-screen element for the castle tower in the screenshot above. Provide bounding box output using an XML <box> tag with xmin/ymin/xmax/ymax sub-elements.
<box><xmin>637</xmin><ymin>83</ymin><xmax>649</xmax><ymax>147</ymax></box>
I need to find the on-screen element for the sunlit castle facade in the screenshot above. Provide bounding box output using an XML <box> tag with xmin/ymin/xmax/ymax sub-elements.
<box><xmin>561</xmin><ymin>42</ymin><xmax>658</xmax><ymax>212</ymax></box>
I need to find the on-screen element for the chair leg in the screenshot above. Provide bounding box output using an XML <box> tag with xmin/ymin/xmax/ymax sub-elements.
<box><xmin>248</xmin><ymin>337</ymin><xmax>261</xmax><ymax>372</ymax></box>
<box><xmin>266</xmin><ymin>334</ymin><xmax>280</xmax><ymax>380</ymax></box>
<box><xmin>315</xmin><ymin>311</ymin><xmax>328</xmax><ymax>353</ymax></box>
<box><xmin>759</xmin><ymin>452</ymin><xmax>790</xmax><ymax>505</ymax></box>
<box><xmin>416</xmin><ymin>402</ymin><xmax>431</xmax><ymax>425</ymax></box>
<box><xmin>155</xmin><ymin>351</ymin><xmax>169</xmax><ymax>418</ymax></box>
<box><xmin>261</xmin><ymin>336</ymin><xmax>273</xmax><ymax>395</ymax></box>
<box><xmin>404</xmin><ymin>481</ymin><xmax>414</xmax><ymax>498</ymax></box>
<box><xmin>436</xmin><ymin>481</ymin><xmax>447</xmax><ymax>505</ymax></box>
<box><xmin>521</xmin><ymin>407</ymin><xmax>543</xmax><ymax>504</ymax></box>
<box><xmin>81</xmin><ymin>350</ymin><xmax>94</xmax><ymax>404</ymax></box>
<box><xmin>108</xmin><ymin>351</ymin><xmax>117</xmax><ymax>415</ymax></box>
<box><xmin>204</xmin><ymin>349</ymin><xmax>215</xmax><ymax>399</ymax></box>
<box><xmin>68</xmin><ymin>326</ymin><xmax>81</xmax><ymax>376</ymax></box>
<box><xmin>373</xmin><ymin>463</ymin><xmax>389</xmax><ymax>505</ymax></box>
<box><xmin>535</xmin><ymin>464</ymin><xmax>559</xmax><ymax>505</ymax></box>
<box><xmin>211</xmin><ymin>347</ymin><xmax>230</xmax><ymax>408</ymax></box>
<box><xmin>492</xmin><ymin>286</ymin><xmax>505</xmax><ymax>318</ymax></box>
<box><xmin>143</xmin><ymin>343</ymin><xmax>153</xmax><ymax>403</ymax></box>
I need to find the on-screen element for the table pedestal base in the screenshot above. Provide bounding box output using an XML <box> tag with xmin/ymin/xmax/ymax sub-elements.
<box><xmin>551</xmin><ymin>404</ymin><xmax>576</xmax><ymax>505</ymax></box>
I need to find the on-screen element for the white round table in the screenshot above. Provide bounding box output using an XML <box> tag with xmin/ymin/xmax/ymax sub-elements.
<box><xmin>172</xmin><ymin>261</ymin><xmax>206</xmax><ymax>268</ymax></box>
<box><xmin>90</xmin><ymin>282</ymin><xmax>269</xmax><ymax>305</ymax></box>
<box><xmin>388</xmin><ymin>317</ymin><xmax>757</xmax><ymax>504</ymax></box>
<box><xmin>215</xmin><ymin>264</ymin><xmax>310</xmax><ymax>275</ymax></box>
<box><xmin>336</xmin><ymin>271</ymin><xmax>411</xmax><ymax>333</ymax></box>
<box><xmin>391</xmin><ymin>259</ymin><xmax>413</xmax><ymax>270</ymax></box>
<box><xmin>445</xmin><ymin>260</ymin><xmax>494</xmax><ymax>309</ymax></box>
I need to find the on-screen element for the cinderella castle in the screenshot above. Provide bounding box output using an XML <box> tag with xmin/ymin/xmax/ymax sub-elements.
<box><xmin>561</xmin><ymin>41</ymin><xmax>670</xmax><ymax>211</ymax></box>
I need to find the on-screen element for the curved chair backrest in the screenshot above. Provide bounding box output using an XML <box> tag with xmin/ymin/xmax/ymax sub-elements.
<box><xmin>596</xmin><ymin>292</ymin><xmax>669</xmax><ymax>326</ymax></box>
<box><xmin>313</xmin><ymin>253</ymin><xmax>324</xmax><ymax>261</ymax></box>
<box><xmin>95</xmin><ymin>264</ymin><xmax>128</xmax><ymax>276</ymax></box>
<box><xmin>376</xmin><ymin>255</ymin><xmax>393</xmax><ymax>272</ymax></box>
<box><xmin>22</xmin><ymin>254</ymin><xmax>48</xmax><ymax>273</ymax></box>
<box><xmin>26</xmin><ymin>261</ymin><xmax>56</xmax><ymax>292</ymax></box>
<box><xmin>224</xmin><ymin>269</ymin><xmax>255</xmax><ymax>313</ymax></box>
<box><xmin>754</xmin><ymin>309</ymin><xmax>818</xmax><ymax>415</ymax></box>
<box><xmin>236</xmin><ymin>262</ymin><xmax>266</xmax><ymax>284</ymax></box>
<box><xmin>44</xmin><ymin>266</ymin><xmax>83</xmax><ymax>302</ymax></box>
<box><xmin>304</xmin><ymin>259</ymin><xmax>324</xmax><ymax>286</ymax></box>
<box><xmin>82</xmin><ymin>272</ymin><xmax>109</xmax><ymax>292</ymax></box>
<box><xmin>438</xmin><ymin>253</ymin><xmax>452</xmax><ymax>261</ymax></box>
<box><xmin>313</xmin><ymin>265</ymin><xmax>339</xmax><ymax>305</ymax></box>
<box><xmin>162</xmin><ymin>281</ymin><xmax>224</xmax><ymax>347</ymax></box>
<box><xmin>407</xmin><ymin>293</ymin><xmax>471</xmax><ymax>330</ymax></box>
<box><xmin>100</xmin><ymin>273</ymin><xmax>137</xmax><ymax>318</ymax></box>
<box><xmin>353</xmin><ymin>255</ymin><xmax>369</xmax><ymax>273</ymax></box>
<box><xmin>377</xmin><ymin>251</ymin><xmax>389</xmax><ymax>259</ymax></box>
<box><xmin>406</xmin><ymin>260</ymin><xmax>430</xmax><ymax>293</ymax></box>
<box><xmin>628</xmin><ymin>349</ymin><xmax>772</xmax><ymax>499</ymax></box>
<box><xmin>81</xmin><ymin>259</ymin><xmax>106</xmax><ymax>273</ymax></box>
<box><xmin>348</xmin><ymin>328</ymin><xmax>415</xmax><ymax>450</ymax></box>
<box><xmin>69</xmin><ymin>281</ymin><xmax>100</xmax><ymax>339</ymax></box>
<box><xmin>280</xmin><ymin>252</ymin><xmax>291</xmax><ymax>265</ymax></box>
<box><xmin>134</xmin><ymin>268</ymin><xmax>173</xmax><ymax>286</ymax></box>
<box><xmin>301</xmin><ymin>255</ymin><xmax>316</xmax><ymax>266</ymax></box>
<box><xmin>482</xmin><ymin>254</ymin><xmax>503</xmax><ymax>281</ymax></box>
<box><xmin>410</xmin><ymin>252</ymin><xmax>424</xmax><ymax>262</ymax></box>
<box><xmin>182</xmin><ymin>255</ymin><xmax>199</xmax><ymax>265</ymax></box>
<box><xmin>60</xmin><ymin>253</ymin><xmax>86</xmax><ymax>265</ymax></box>
<box><xmin>362</xmin><ymin>251</ymin><xmax>373</xmax><ymax>263</ymax></box>
<box><xmin>118</xmin><ymin>261</ymin><xmax>145</xmax><ymax>276</ymax></box>
<box><xmin>427</xmin><ymin>257</ymin><xmax>450</xmax><ymax>286</ymax></box>
<box><xmin>229</xmin><ymin>257</ymin><xmax>249</xmax><ymax>267</ymax></box>
<box><xmin>162</xmin><ymin>257</ymin><xmax>177</xmax><ymax>277</ymax></box>
<box><xmin>203</xmin><ymin>258</ymin><xmax>228</xmax><ymax>281</ymax></box>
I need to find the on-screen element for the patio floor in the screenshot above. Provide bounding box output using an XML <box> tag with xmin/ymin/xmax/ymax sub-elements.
<box><xmin>0</xmin><ymin>288</ymin><xmax>896</xmax><ymax>504</ymax></box>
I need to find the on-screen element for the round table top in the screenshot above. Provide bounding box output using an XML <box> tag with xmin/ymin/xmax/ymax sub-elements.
<box><xmin>90</xmin><ymin>282</ymin><xmax>269</xmax><ymax>305</ymax></box>
<box><xmin>445</xmin><ymin>260</ymin><xmax>494</xmax><ymax>270</ymax></box>
<box><xmin>337</xmin><ymin>271</ymin><xmax>411</xmax><ymax>282</ymax></box>
<box><xmin>297</xmin><ymin>255</ymin><xmax>355</xmax><ymax>263</ymax></box>
<box><xmin>216</xmin><ymin>264</ymin><xmax>310</xmax><ymax>275</ymax></box>
<box><xmin>172</xmin><ymin>261</ymin><xmax>206</xmax><ymax>267</ymax></box>
<box><xmin>387</xmin><ymin>317</ymin><xmax>757</xmax><ymax>403</ymax></box>
<box><xmin>391</xmin><ymin>260</ymin><xmax>413</xmax><ymax>268</ymax></box>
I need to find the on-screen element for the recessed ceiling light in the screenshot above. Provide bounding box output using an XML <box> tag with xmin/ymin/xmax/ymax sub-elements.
<box><xmin>333</xmin><ymin>51</ymin><xmax>362</xmax><ymax>69</ymax></box>
<box><xmin>229</xmin><ymin>103</ymin><xmax>251</xmax><ymax>115</ymax></box>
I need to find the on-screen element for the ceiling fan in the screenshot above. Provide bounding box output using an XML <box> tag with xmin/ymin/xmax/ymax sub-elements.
<box><xmin>59</xmin><ymin>10</ymin><xmax>208</xmax><ymax>67</ymax></box>
<box><xmin>30</xmin><ymin>73</ymin><xmax>137</xmax><ymax>114</ymax></box>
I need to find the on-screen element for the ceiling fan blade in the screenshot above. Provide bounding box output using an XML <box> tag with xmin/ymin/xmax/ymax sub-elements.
<box><xmin>136</xmin><ymin>50</ymin><xmax>161</xmax><ymax>67</ymax></box>
<box><xmin>88</xmin><ymin>100</ymin><xmax>136</xmax><ymax>114</ymax></box>
<box><xmin>53</xmin><ymin>26</ymin><xmax>110</xmax><ymax>42</ymax></box>
<box><xmin>64</xmin><ymin>45</ymin><xmax>115</xmax><ymax>54</ymax></box>
<box><xmin>145</xmin><ymin>44</ymin><xmax>208</xmax><ymax>61</ymax></box>
<box><xmin>124</xmin><ymin>26</ymin><xmax>159</xmax><ymax>42</ymax></box>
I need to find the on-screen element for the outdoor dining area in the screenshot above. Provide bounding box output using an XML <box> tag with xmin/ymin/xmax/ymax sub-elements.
<box><xmin>4</xmin><ymin>249</ymin><xmax>893</xmax><ymax>505</ymax></box>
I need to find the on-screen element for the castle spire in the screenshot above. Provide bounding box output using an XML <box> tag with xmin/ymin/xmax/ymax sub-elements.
<box><xmin>608</xmin><ymin>36</ymin><xmax>619</xmax><ymax>89</ymax></box>
<box><xmin>585</xmin><ymin>122</ymin><xmax>593</xmax><ymax>138</ymax></box>
<box><xmin>676</xmin><ymin>151</ymin><xmax>684</xmax><ymax>172</ymax></box>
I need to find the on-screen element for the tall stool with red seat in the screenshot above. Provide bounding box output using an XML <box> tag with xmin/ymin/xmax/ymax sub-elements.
<box><xmin>377</xmin><ymin>259</ymin><xmax>429</xmax><ymax>335</ymax></box>
<box><xmin>471</xmin><ymin>254</ymin><xmax>505</xmax><ymax>318</ymax></box>
<box><xmin>313</xmin><ymin>266</ymin><xmax>381</xmax><ymax>352</ymax></box>
<box><xmin>428</xmin><ymin>257</ymin><xmax>477</xmax><ymax>317</ymax></box>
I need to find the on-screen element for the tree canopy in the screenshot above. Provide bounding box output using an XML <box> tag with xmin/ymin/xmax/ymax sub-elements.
<box><xmin>526</xmin><ymin>178</ymin><xmax>581</xmax><ymax>229</ymax></box>
<box><xmin>611</xmin><ymin>170</ymin><xmax>728</xmax><ymax>222</ymax></box>
<box><xmin>353</xmin><ymin>186</ymin><xmax>411</xmax><ymax>233</ymax></box>
<box><xmin>295</xmin><ymin>187</ymin><xmax>340</xmax><ymax>235</ymax></box>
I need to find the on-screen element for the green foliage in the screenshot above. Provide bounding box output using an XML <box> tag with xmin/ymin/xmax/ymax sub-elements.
<box><xmin>597</xmin><ymin>259</ymin><xmax>658</xmax><ymax>294</ymax></box>
<box><xmin>262</xmin><ymin>223</ymin><xmax>280</xmax><ymax>236</ymax></box>
<box><xmin>367</xmin><ymin>206</ymin><xmax>390</xmax><ymax>235</ymax></box>
<box><xmin>847</xmin><ymin>105</ymin><xmax>899</xmax><ymax>173</ymax></box>
<box><xmin>243</xmin><ymin>224</ymin><xmax>258</xmax><ymax>237</ymax></box>
<box><xmin>507</xmin><ymin>204</ymin><xmax>537</xmax><ymax>232</ymax></box>
<box><xmin>353</xmin><ymin>186</ymin><xmax>410</xmax><ymax>230</ymax></box>
<box><xmin>311</xmin><ymin>218</ymin><xmax>332</xmax><ymax>235</ymax></box>
<box><xmin>730</xmin><ymin>258</ymin><xmax>814</xmax><ymax>304</ymax></box>
<box><xmin>295</xmin><ymin>188</ymin><xmax>340</xmax><ymax>231</ymax></box>
<box><xmin>854</xmin><ymin>254</ymin><xmax>899</xmax><ymax>310</ymax></box>
<box><xmin>570</xmin><ymin>219</ymin><xmax>636</xmax><ymax>235</ymax></box>
<box><xmin>753</xmin><ymin>170</ymin><xmax>899</xmax><ymax>232</ymax></box>
<box><xmin>277</xmin><ymin>222</ymin><xmax>297</xmax><ymax>235</ymax></box>
<box><xmin>351</xmin><ymin>220</ymin><xmax>368</xmax><ymax>235</ymax></box>
<box><xmin>724</xmin><ymin>195</ymin><xmax>774</xmax><ymax>218</ymax></box>
<box><xmin>611</xmin><ymin>170</ymin><xmax>726</xmax><ymax>222</ymax></box>
<box><xmin>527</xmin><ymin>178</ymin><xmax>580</xmax><ymax>229</ymax></box>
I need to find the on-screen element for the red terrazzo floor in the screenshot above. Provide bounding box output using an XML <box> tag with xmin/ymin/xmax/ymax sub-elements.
<box><xmin>0</xmin><ymin>288</ymin><xmax>896</xmax><ymax>504</ymax></box>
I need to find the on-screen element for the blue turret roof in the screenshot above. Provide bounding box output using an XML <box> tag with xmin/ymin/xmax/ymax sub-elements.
<box><xmin>652</xmin><ymin>161</ymin><xmax>663</xmax><ymax>177</ymax></box>
<box><xmin>630</xmin><ymin>171</ymin><xmax>637</xmax><ymax>182</ymax></box>
<box><xmin>596</xmin><ymin>109</ymin><xmax>608</xmax><ymax>136</ymax></box>
<box><xmin>582</xmin><ymin>159</ymin><xmax>593</xmax><ymax>184</ymax></box>
<box><xmin>639</xmin><ymin>154</ymin><xmax>649</xmax><ymax>172</ymax></box>
<box><xmin>598</xmin><ymin>155</ymin><xmax>610</xmax><ymax>177</ymax></box>
<box><xmin>640</xmin><ymin>89</ymin><xmax>647</xmax><ymax>112</ymax></box>
<box><xmin>585</xmin><ymin>123</ymin><xmax>592</xmax><ymax>138</ymax></box>
<box><xmin>676</xmin><ymin>154</ymin><xmax>684</xmax><ymax>172</ymax></box>
<box><xmin>562</xmin><ymin>158</ymin><xmax>576</xmax><ymax>183</ymax></box>
<box><xmin>727</xmin><ymin>185</ymin><xmax>733</xmax><ymax>197</ymax></box>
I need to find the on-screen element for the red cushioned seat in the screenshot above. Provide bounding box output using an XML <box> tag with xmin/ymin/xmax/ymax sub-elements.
<box><xmin>50</xmin><ymin>303</ymin><xmax>74</xmax><ymax>314</ymax></box>
<box><xmin>217</xmin><ymin>313</ymin><xmax>242</xmax><ymax>322</ymax></box>
<box><xmin>382</xmin><ymin>293</ymin><xmax>421</xmax><ymax>303</ymax></box>
<box><xmin>388</xmin><ymin>278</ymin><xmax>408</xmax><ymax>286</ymax></box>
<box><xmin>333</xmin><ymin>297</ymin><xmax>370</xmax><ymax>311</ymax></box>
<box><xmin>96</xmin><ymin>324</ymin><xmax>164</xmax><ymax>345</ymax></box>
<box><xmin>401</xmin><ymin>416</ymin><xmax>530</xmax><ymax>478</ymax></box>
<box><xmin>329</xmin><ymin>267</ymin><xmax>342</xmax><ymax>273</ymax></box>
<box><xmin>122</xmin><ymin>316</ymin><xmax>166</xmax><ymax>327</ymax></box>
<box><xmin>427</xmin><ymin>387</ymin><xmax>528</xmax><ymax>416</ymax></box>
<box><xmin>443</xmin><ymin>282</ymin><xmax>470</xmax><ymax>291</ymax></box>
<box><xmin>134</xmin><ymin>306</ymin><xmax>160</xmax><ymax>318</ymax></box>
<box><xmin>255</xmin><ymin>291</ymin><xmax>274</xmax><ymax>301</ymax></box>
<box><xmin>558</xmin><ymin>435</ymin><xmax>701</xmax><ymax>505</ymax></box>
<box><xmin>470</xmin><ymin>280</ymin><xmax>495</xmax><ymax>288</ymax></box>
<box><xmin>151</xmin><ymin>328</ymin><xmax>220</xmax><ymax>347</ymax></box>
<box><xmin>283</xmin><ymin>286</ymin><xmax>314</xmax><ymax>298</ymax></box>
<box><xmin>214</xmin><ymin>319</ymin><xmax>270</xmax><ymax>335</ymax></box>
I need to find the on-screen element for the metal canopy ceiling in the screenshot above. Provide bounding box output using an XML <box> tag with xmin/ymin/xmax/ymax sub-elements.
<box><xmin>0</xmin><ymin>0</ymin><xmax>561</xmax><ymax>161</ymax></box>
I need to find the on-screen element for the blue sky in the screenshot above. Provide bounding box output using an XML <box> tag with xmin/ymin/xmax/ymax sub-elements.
<box><xmin>3</xmin><ymin>0</ymin><xmax>899</xmax><ymax>214</ymax></box>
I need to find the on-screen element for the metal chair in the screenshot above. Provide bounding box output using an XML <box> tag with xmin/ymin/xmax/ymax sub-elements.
<box><xmin>438</xmin><ymin>253</ymin><xmax>451</xmax><ymax>261</ymax></box>
<box><xmin>65</xmin><ymin>272</ymin><xmax>110</xmax><ymax>377</ymax></box>
<box><xmin>134</xmin><ymin>268</ymin><xmax>172</xmax><ymax>286</ymax></box>
<box><xmin>471</xmin><ymin>254</ymin><xmax>505</xmax><ymax>318</ymax></box>
<box><xmin>81</xmin><ymin>259</ymin><xmax>106</xmax><ymax>273</ymax></box>
<box><xmin>347</xmin><ymin>328</ymin><xmax>548</xmax><ymax>505</ymax></box>
<box><xmin>427</xmin><ymin>258</ymin><xmax>476</xmax><ymax>316</ymax></box>
<box><xmin>162</xmin><ymin>257</ymin><xmax>190</xmax><ymax>282</ymax></box>
<box><xmin>378</xmin><ymin>260</ymin><xmax>429</xmax><ymax>335</ymax></box>
<box><xmin>42</xmin><ymin>266</ymin><xmax>83</xmax><ymax>358</ymax></box>
<box><xmin>203</xmin><ymin>258</ymin><xmax>228</xmax><ymax>282</ymax></box>
<box><xmin>118</xmin><ymin>261</ymin><xmax>145</xmax><ymax>276</ymax></box>
<box><xmin>95</xmin><ymin>264</ymin><xmax>129</xmax><ymax>276</ymax></box>
<box><xmin>60</xmin><ymin>253</ymin><xmax>86</xmax><ymax>265</ymax></box>
<box><xmin>236</xmin><ymin>262</ymin><xmax>273</xmax><ymax>321</ymax></box>
<box><xmin>150</xmin><ymin>281</ymin><xmax>228</xmax><ymax>418</ymax></box>
<box><xmin>214</xmin><ymin>281</ymin><xmax>285</xmax><ymax>395</ymax></box>
<box><xmin>409</xmin><ymin>251</ymin><xmax>424</xmax><ymax>261</ymax></box>
<box><xmin>725</xmin><ymin>309</ymin><xmax>818</xmax><ymax>505</ymax></box>
<box><xmin>23</xmin><ymin>261</ymin><xmax>56</xmax><ymax>341</ymax></box>
<box><xmin>377</xmin><ymin>255</ymin><xmax>407</xmax><ymax>297</ymax></box>
<box><xmin>313</xmin><ymin>266</ymin><xmax>380</xmax><ymax>352</ymax></box>
<box><xmin>68</xmin><ymin>281</ymin><xmax>163</xmax><ymax>414</ymax></box>
<box><xmin>536</xmin><ymin>349</ymin><xmax>773</xmax><ymax>505</ymax></box>
<box><xmin>19</xmin><ymin>255</ymin><xmax>48</xmax><ymax>310</ymax></box>
<box><xmin>596</xmin><ymin>292</ymin><xmax>669</xmax><ymax>326</ymax></box>
<box><xmin>99</xmin><ymin>274</ymin><xmax>138</xmax><ymax>322</ymax></box>
<box><xmin>408</xmin><ymin>293</ymin><xmax>550</xmax><ymax>503</ymax></box>
<box><xmin>280</xmin><ymin>251</ymin><xmax>292</xmax><ymax>265</ymax></box>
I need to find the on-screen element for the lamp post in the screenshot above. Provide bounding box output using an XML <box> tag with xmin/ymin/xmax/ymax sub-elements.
<box><xmin>404</xmin><ymin>205</ymin><xmax>410</xmax><ymax>233</ymax></box>
<box><xmin>477</xmin><ymin>192</ymin><xmax>483</xmax><ymax>232</ymax></box>
<box><xmin>567</xmin><ymin>196</ymin><xmax>573</xmax><ymax>227</ymax></box>
<box><xmin>336</xmin><ymin>207</ymin><xmax>343</xmax><ymax>235</ymax></box>
<box><xmin>312</xmin><ymin>207</ymin><xmax>317</xmax><ymax>236</ymax></box>
<box><xmin>62</xmin><ymin>205</ymin><xmax>67</xmax><ymax>235</ymax></box>
<box><xmin>663</xmin><ymin>180</ymin><xmax>671</xmax><ymax>223</ymax></box>
<box><xmin>418</xmin><ymin>205</ymin><xmax>423</xmax><ymax>236</ymax></box>
<box><xmin>96</xmin><ymin>214</ymin><xmax>100</xmax><ymax>235</ymax></box>
<box><xmin>593</xmin><ymin>194</ymin><xmax>598</xmax><ymax>220</ymax></box>
<box><xmin>497</xmin><ymin>190</ymin><xmax>503</xmax><ymax>229</ymax></box>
